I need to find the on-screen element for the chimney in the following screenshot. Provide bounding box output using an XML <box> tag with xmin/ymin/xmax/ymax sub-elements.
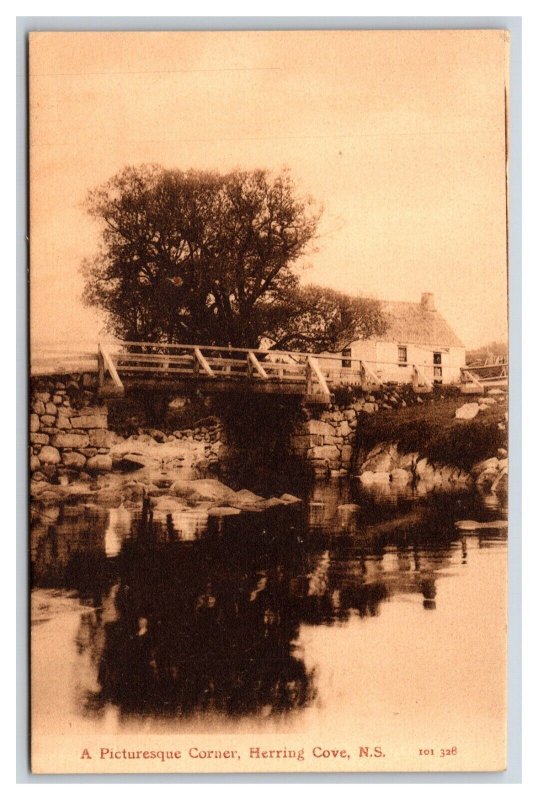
<box><xmin>421</xmin><ymin>292</ymin><xmax>435</xmax><ymax>312</ymax></box>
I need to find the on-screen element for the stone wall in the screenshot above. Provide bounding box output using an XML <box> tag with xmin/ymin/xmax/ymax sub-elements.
<box><xmin>289</xmin><ymin>384</ymin><xmax>462</xmax><ymax>478</ymax></box>
<box><xmin>30</xmin><ymin>374</ymin><xmax>115</xmax><ymax>485</ymax></box>
<box><xmin>290</xmin><ymin>404</ymin><xmax>361</xmax><ymax>477</ymax></box>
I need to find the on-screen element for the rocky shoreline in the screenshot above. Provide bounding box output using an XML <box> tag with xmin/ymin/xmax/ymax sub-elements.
<box><xmin>357</xmin><ymin>442</ymin><xmax>508</xmax><ymax>494</ymax></box>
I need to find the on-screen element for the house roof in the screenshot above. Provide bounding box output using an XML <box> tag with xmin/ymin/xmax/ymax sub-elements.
<box><xmin>376</xmin><ymin>300</ymin><xmax>465</xmax><ymax>348</ymax></box>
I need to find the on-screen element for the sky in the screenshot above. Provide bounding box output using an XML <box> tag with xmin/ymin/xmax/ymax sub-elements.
<box><xmin>29</xmin><ymin>29</ymin><xmax>509</xmax><ymax>349</ymax></box>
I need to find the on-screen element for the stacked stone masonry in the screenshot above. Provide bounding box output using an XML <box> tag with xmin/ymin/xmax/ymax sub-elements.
<box><xmin>290</xmin><ymin>384</ymin><xmax>454</xmax><ymax>478</ymax></box>
<box><xmin>290</xmin><ymin>404</ymin><xmax>363</xmax><ymax>477</ymax></box>
<box><xmin>30</xmin><ymin>374</ymin><xmax>113</xmax><ymax>484</ymax></box>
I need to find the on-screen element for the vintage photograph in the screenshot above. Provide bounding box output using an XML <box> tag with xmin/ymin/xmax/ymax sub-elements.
<box><xmin>29</xmin><ymin>29</ymin><xmax>509</xmax><ymax>773</ymax></box>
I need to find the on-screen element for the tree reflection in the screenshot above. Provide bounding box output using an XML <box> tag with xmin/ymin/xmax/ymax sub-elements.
<box><xmin>92</xmin><ymin>501</ymin><xmax>315</xmax><ymax>718</ymax></box>
<box><xmin>31</xmin><ymin>481</ymin><xmax>503</xmax><ymax>725</ymax></box>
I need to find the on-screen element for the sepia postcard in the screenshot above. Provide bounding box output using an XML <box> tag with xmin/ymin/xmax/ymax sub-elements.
<box><xmin>29</xmin><ymin>29</ymin><xmax>510</xmax><ymax>774</ymax></box>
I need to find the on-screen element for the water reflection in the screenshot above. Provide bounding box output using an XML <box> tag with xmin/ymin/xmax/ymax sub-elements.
<box><xmin>30</xmin><ymin>480</ymin><xmax>507</xmax><ymax>730</ymax></box>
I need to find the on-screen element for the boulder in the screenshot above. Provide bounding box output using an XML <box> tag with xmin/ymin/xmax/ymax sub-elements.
<box><xmin>279</xmin><ymin>493</ymin><xmax>302</xmax><ymax>505</ymax></box>
<box><xmin>40</xmin><ymin>415</ymin><xmax>56</xmax><ymax>426</ymax></box>
<box><xmin>261</xmin><ymin>497</ymin><xmax>291</xmax><ymax>509</ymax></box>
<box><xmin>341</xmin><ymin>445</ymin><xmax>353</xmax><ymax>462</ymax></box>
<box><xmin>338</xmin><ymin>421</ymin><xmax>352</xmax><ymax>437</ymax></box>
<box><xmin>491</xmin><ymin>467</ymin><xmax>508</xmax><ymax>493</ymax></box>
<box><xmin>361</xmin><ymin>450</ymin><xmax>394</xmax><ymax>474</ymax></box>
<box><xmin>476</xmin><ymin>469</ymin><xmax>498</xmax><ymax>487</ymax></box>
<box><xmin>56</xmin><ymin>414</ymin><xmax>72</xmax><ymax>429</ymax></box>
<box><xmin>45</xmin><ymin>402</ymin><xmax>57</xmax><ymax>415</ymax></box>
<box><xmin>30</xmin><ymin>433</ymin><xmax>49</xmax><ymax>445</ymax></box>
<box><xmin>398</xmin><ymin>452</ymin><xmax>418</xmax><ymax>470</ymax></box>
<box><xmin>172</xmin><ymin>478</ymin><xmax>237</xmax><ymax>504</ymax></box>
<box><xmin>32</xmin><ymin>400</ymin><xmax>46</xmax><ymax>415</ymax></box>
<box><xmin>310</xmin><ymin>445</ymin><xmax>340</xmax><ymax>461</ymax></box>
<box><xmin>52</xmin><ymin>432</ymin><xmax>90</xmax><ymax>449</ymax></box>
<box><xmin>359</xmin><ymin>470</ymin><xmax>390</xmax><ymax>485</ymax></box>
<box><xmin>85</xmin><ymin>454</ymin><xmax>113</xmax><ymax>472</ymax></box>
<box><xmin>88</xmin><ymin>429</ymin><xmax>116</xmax><ymax>448</ymax></box>
<box><xmin>70</xmin><ymin>414</ymin><xmax>107</xmax><ymax>430</ymax></box>
<box><xmin>365</xmin><ymin>442</ymin><xmax>390</xmax><ymax>459</ymax></box>
<box><xmin>208</xmin><ymin>506</ymin><xmax>242</xmax><ymax>517</ymax></box>
<box><xmin>38</xmin><ymin>445</ymin><xmax>61</xmax><ymax>465</ymax></box>
<box><xmin>455</xmin><ymin>402</ymin><xmax>480</xmax><ymax>420</ymax></box>
<box><xmin>30</xmin><ymin>414</ymin><xmax>40</xmax><ymax>432</ymax></box>
<box><xmin>150</xmin><ymin>495</ymin><xmax>188</xmax><ymax>512</ymax></box>
<box><xmin>390</xmin><ymin>468</ymin><xmax>411</xmax><ymax>484</ymax></box>
<box><xmin>471</xmin><ymin>457</ymin><xmax>499</xmax><ymax>476</ymax></box>
<box><xmin>306</xmin><ymin>419</ymin><xmax>334</xmax><ymax>436</ymax></box>
<box><xmin>233</xmin><ymin>489</ymin><xmax>265</xmax><ymax>506</ymax></box>
<box><xmin>147</xmin><ymin>428</ymin><xmax>167</xmax><ymax>443</ymax></box>
<box><xmin>62</xmin><ymin>452</ymin><xmax>87</xmax><ymax>469</ymax></box>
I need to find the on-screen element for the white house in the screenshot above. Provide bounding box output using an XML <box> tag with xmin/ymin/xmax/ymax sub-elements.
<box><xmin>320</xmin><ymin>292</ymin><xmax>466</xmax><ymax>386</ymax></box>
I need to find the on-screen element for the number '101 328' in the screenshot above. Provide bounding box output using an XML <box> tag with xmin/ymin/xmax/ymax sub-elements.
<box><xmin>419</xmin><ymin>747</ymin><xmax>458</xmax><ymax>757</ymax></box>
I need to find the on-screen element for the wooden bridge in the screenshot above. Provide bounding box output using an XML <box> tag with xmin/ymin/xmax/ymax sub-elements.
<box><xmin>30</xmin><ymin>340</ymin><xmax>443</xmax><ymax>404</ymax></box>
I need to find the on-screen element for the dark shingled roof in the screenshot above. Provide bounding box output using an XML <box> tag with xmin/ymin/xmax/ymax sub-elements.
<box><xmin>377</xmin><ymin>301</ymin><xmax>464</xmax><ymax>348</ymax></box>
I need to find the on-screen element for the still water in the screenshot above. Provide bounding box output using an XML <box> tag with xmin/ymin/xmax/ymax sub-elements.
<box><xmin>31</xmin><ymin>480</ymin><xmax>507</xmax><ymax>744</ymax></box>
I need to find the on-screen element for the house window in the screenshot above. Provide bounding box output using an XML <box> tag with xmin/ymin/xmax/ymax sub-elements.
<box><xmin>398</xmin><ymin>346</ymin><xmax>407</xmax><ymax>366</ymax></box>
<box><xmin>342</xmin><ymin>347</ymin><xmax>352</xmax><ymax>369</ymax></box>
<box><xmin>433</xmin><ymin>352</ymin><xmax>442</xmax><ymax>383</ymax></box>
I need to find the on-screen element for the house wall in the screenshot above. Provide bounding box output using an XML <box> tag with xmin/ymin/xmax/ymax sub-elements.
<box><xmin>375</xmin><ymin>341</ymin><xmax>465</xmax><ymax>384</ymax></box>
<box><xmin>319</xmin><ymin>341</ymin><xmax>466</xmax><ymax>385</ymax></box>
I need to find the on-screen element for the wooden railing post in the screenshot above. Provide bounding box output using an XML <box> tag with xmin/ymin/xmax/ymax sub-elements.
<box><xmin>305</xmin><ymin>359</ymin><xmax>313</xmax><ymax>394</ymax></box>
<box><xmin>98</xmin><ymin>343</ymin><xmax>124</xmax><ymax>396</ymax></box>
<box><xmin>359</xmin><ymin>361</ymin><xmax>367</xmax><ymax>391</ymax></box>
<box><xmin>307</xmin><ymin>356</ymin><xmax>330</xmax><ymax>397</ymax></box>
<box><xmin>97</xmin><ymin>348</ymin><xmax>105</xmax><ymax>388</ymax></box>
<box><xmin>194</xmin><ymin>347</ymin><xmax>215</xmax><ymax>377</ymax></box>
<box><xmin>247</xmin><ymin>351</ymin><xmax>268</xmax><ymax>379</ymax></box>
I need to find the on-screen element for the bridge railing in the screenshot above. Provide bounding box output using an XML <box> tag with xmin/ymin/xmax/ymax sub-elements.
<box><xmin>108</xmin><ymin>341</ymin><xmax>333</xmax><ymax>396</ymax></box>
<box><xmin>460</xmin><ymin>361</ymin><xmax>508</xmax><ymax>387</ymax></box>
<box><xmin>31</xmin><ymin>346</ymin><xmax>98</xmax><ymax>376</ymax></box>
<box><xmin>35</xmin><ymin>340</ymin><xmax>478</xmax><ymax>398</ymax></box>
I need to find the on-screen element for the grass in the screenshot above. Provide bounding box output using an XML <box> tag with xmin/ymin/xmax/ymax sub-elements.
<box><xmin>355</xmin><ymin>395</ymin><xmax>507</xmax><ymax>470</ymax></box>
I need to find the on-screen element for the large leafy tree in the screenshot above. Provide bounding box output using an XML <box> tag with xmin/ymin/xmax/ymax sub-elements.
<box><xmin>82</xmin><ymin>165</ymin><xmax>386</xmax><ymax>351</ymax></box>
